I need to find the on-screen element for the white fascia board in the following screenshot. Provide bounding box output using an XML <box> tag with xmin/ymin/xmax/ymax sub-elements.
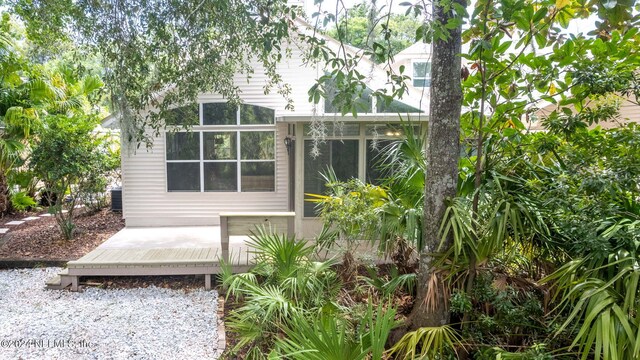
<box><xmin>276</xmin><ymin>113</ymin><xmax>429</xmax><ymax>123</ymax></box>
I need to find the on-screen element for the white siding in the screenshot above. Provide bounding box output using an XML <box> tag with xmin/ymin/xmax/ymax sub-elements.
<box><xmin>198</xmin><ymin>44</ymin><xmax>321</xmax><ymax>116</ymax></box>
<box><xmin>123</xmin><ymin>122</ymin><xmax>290</xmax><ymax>227</ymax></box>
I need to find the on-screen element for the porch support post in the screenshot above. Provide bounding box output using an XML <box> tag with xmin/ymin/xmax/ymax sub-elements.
<box><xmin>71</xmin><ymin>276</ymin><xmax>79</xmax><ymax>292</ymax></box>
<box><xmin>205</xmin><ymin>274</ymin><xmax>212</xmax><ymax>290</ymax></box>
<box><xmin>294</xmin><ymin>123</ymin><xmax>304</xmax><ymax>238</ymax></box>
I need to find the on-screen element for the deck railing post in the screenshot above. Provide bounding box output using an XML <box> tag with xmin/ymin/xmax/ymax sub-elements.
<box><xmin>287</xmin><ymin>216</ymin><xmax>294</xmax><ymax>238</ymax></box>
<box><xmin>220</xmin><ymin>215</ymin><xmax>230</xmax><ymax>263</ymax></box>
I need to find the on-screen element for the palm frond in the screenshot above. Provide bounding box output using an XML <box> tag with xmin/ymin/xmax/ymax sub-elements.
<box><xmin>80</xmin><ymin>74</ymin><xmax>104</xmax><ymax>95</ymax></box>
<box><xmin>247</xmin><ymin>225</ymin><xmax>313</xmax><ymax>278</ymax></box>
<box><xmin>389</xmin><ymin>325</ymin><xmax>462</xmax><ymax>360</ymax></box>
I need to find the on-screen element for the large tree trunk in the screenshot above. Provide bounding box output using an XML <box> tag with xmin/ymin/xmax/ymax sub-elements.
<box><xmin>409</xmin><ymin>0</ymin><xmax>463</xmax><ymax>328</ymax></box>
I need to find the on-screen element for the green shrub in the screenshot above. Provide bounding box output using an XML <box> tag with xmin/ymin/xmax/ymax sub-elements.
<box><xmin>10</xmin><ymin>191</ymin><xmax>36</xmax><ymax>212</ymax></box>
<box><xmin>30</xmin><ymin>114</ymin><xmax>117</xmax><ymax>239</ymax></box>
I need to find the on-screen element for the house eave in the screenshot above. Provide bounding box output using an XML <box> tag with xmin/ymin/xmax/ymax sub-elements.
<box><xmin>276</xmin><ymin>113</ymin><xmax>428</xmax><ymax>123</ymax></box>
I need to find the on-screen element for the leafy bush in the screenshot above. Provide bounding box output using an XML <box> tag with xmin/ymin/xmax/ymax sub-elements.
<box><xmin>306</xmin><ymin>169</ymin><xmax>387</xmax><ymax>281</ymax></box>
<box><xmin>30</xmin><ymin>114</ymin><xmax>117</xmax><ymax>239</ymax></box>
<box><xmin>9</xmin><ymin>191</ymin><xmax>36</xmax><ymax>212</ymax></box>
<box><xmin>222</xmin><ymin>226</ymin><xmax>407</xmax><ymax>359</ymax></box>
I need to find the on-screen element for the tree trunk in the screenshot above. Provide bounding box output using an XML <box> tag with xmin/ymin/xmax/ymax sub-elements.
<box><xmin>0</xmin><ymin>172</ymin><xmax>9</xmax><ymax>216</ymax></box>
<box><xmin>409</xmin><ymin>0</ymin><xmax>463</xmax><ymax>328</ymax></box>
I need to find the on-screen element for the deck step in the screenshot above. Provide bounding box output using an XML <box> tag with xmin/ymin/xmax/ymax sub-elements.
<box><xmin>45</xmin><ymin>275</ymin><xmax>61</xmax><ymax>287</ymax></box>
<box><xmin>45</xmin><ymin>269</ymin><xmax>76</xmax><ymax>290</ymax></box>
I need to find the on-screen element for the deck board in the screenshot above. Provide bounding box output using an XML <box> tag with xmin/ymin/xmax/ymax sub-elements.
<box><xmin>64</xmin><ymin>226</ymin><xmax>284</xmax><ymax>279</ymax></box>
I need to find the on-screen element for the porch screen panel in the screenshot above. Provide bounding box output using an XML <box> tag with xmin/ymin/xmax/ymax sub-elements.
<box><xmin>303</xmin><ymin>140</ymin><xmax>358</xmax><ymax>217</ymax></box>
<box><xmin>366</xmin><ymin>139</ymin><xmax>393</xmax><ymax>185</ymax></box>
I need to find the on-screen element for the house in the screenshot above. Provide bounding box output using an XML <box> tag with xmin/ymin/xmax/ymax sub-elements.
<box><xmin>119</xmin><ymin>21</ymin><xmax>432</xmax><ymax>239</ymax></box>
<box><xmin>530</xmin><ymin>92</ymin><xmax>640</xmax><ymax>131</ymax></box>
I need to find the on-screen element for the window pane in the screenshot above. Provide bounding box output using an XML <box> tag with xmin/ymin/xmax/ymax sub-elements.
<box><xmin>413</xmin><ymin>62</ymin><xmax>430</xmax><ymax>77</ymax></box>
<box><xmin>413</xmin><ymin>78</ymin><xmax>431</xmax><ymax>87</ymax></box>
<box><xmin>203</xmin><ymin>103</ymin><xmax>237</xmax><ymax>125</ymax></box>
<box><xmin>166</xmin><ymin>132</ymin><xmax>200</xmax><ymax>160</ymax></box>
<box><xmin>204</xmin><ymin>162</ymin><xmax>237</xmax><ymax>191</ymax></box>
<box><xmin>167</xmin><ymin>163</ymin><xmax>200</xmax><ymax>191</ymax></box>
<box><xmin>203</xmin><ymin>132</ymin><xmax>237</xmax><ymax>160</ymax></box>
<box><xmin>323</xmin><ymin>76</ymin><xmax>373</xmax><ymax>114</ymax></box>
<box><xmin>376</xmin><ymin>99</ymin><xmax>422</xmax><ymax>113</ymax></box>
<box><xmin>241</xmin><ymin>132</ymin><xmax>274</xmax><ymax>160</ymax></box>
<box><xmin>303</xmin><ymin>140</ymin><xmax>358</xmax><ymax>217</ymax></box>
<box><xmin>164</xmin><ymin>105</ymin><xmax>199</xmax><ymax>126</ymax></box>
<box><xmin>240</xmin><ymin>104</ymin><xmax>275</xmax><ymax>125</ymax></box>
<box><xmin>241</xmin><ymin>162</ymin><xmax>275</xmax><ymax>192</ymax></box>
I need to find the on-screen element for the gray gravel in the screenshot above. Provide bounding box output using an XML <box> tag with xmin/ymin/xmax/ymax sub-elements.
<box><xmin>0</xmin><ymin>268</ymin><xmax>220</xmax><ymax>360</ymax></box>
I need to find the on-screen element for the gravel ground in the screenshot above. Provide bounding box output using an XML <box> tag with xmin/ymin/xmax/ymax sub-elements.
<box><xmin>0</xmin><ymin>268</ymin><xmax>219</xmax><ymax>360</ymax></box>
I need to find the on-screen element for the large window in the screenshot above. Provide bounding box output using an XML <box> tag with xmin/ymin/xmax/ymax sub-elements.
<box><xmin>412</xmin><ymin>61</ymin><xmax>431</xmax><ymax>87</ymax></box>
<box><xmin>165</xmin><ymin>103</ymin><xmax>275</xmax><ymax>192</ymax></box>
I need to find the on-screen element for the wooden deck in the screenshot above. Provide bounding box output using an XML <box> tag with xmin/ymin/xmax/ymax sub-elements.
<box><xmin>48</xmin><ymin>226</ymin><xmax>256</xmax><ymax>291</ymax></box>
<box><xmin>48</xmin><ymin>213</ymin><xmax>295</xmax><ymax>291</ymax></box>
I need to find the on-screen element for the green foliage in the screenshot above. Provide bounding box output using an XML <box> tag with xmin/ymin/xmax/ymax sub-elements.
<box><xmin>222</xmin><ymin>226</ymin><xmax>406</xmax><ymax>359</ymax></box>
<box><xmin>274</xmin><ymin>302</ymin><xmax>400</xmax><ymax>360</ymax></box>
<box><xmin>376</xmin><ymin>123</ymin><xmax>426</xmax><ymax>252</ymax></box>
<box><xmin>325</xmin><ymin>1</ymin><xmax>421</xmax><ymax>59</ymax></box>
<box><xmin>11</xmin><ymin>0</ymin><xmax>302</xmax><ymax>147</ymax></box>
<box><xmin>389</xmin><ymin>324</ymin><xmax>462</xmax><ymax>360</ymax></box>
<box><xmin>0</xmin><ymin>12</ymin><xmax>110</xmax><ymax>217</ymax></box>
<box><xmin>9</xmin><ymin>191</ymin><xmax>36</xmax><ymax>211</ymax></box>
<box><xmin>460</xmin><ymin>272</ymin><xmax>550</xmax><ymax>349</ymax></box>
<box><xmin>221</xmin><ymin>226</ymin><xmax>341</xmax><ymax>356</ymax></box>
<box><xmin>477</xmin><ymin>343</ymin><xmax>553</xmax><ymax>360</ymax></box>
<box><xmin>80</xmin><ymin>138</ymin><xmax>119</xmax><ymax>212</ymax></box>
<box><xmin>306</xmin><ymin>168</ymin><xmax>387</xmax><ymax>244</ymax></box>
<box><xmin>30</xmin><ymin>114</ymin><xmax>116</xmax><ymax>239</ymax></box>
<box><xmin>361</xmin><ymin>265</ymin><xmax>416</xmax><ymax>298</ymax></box>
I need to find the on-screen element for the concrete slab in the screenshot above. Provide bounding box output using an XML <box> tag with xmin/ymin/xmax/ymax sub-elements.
<box><xmin>39</xmin><ymin>214</ymin><xmax>52</xmax><ymax>217</ymax></box>
<box><xmin>0</xmin><ymin>228</ymin><xmax>8</xmax><ymax>234</ymax></box>
<box><xmin>5</xmin><ymin>221</ymin><xmax>24</xmax><ymax>226</ymax></box>
<box><xmin>21</xmin><ymin>216</ymin><xmax>40</xmax><ymax>221</ymax></box>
